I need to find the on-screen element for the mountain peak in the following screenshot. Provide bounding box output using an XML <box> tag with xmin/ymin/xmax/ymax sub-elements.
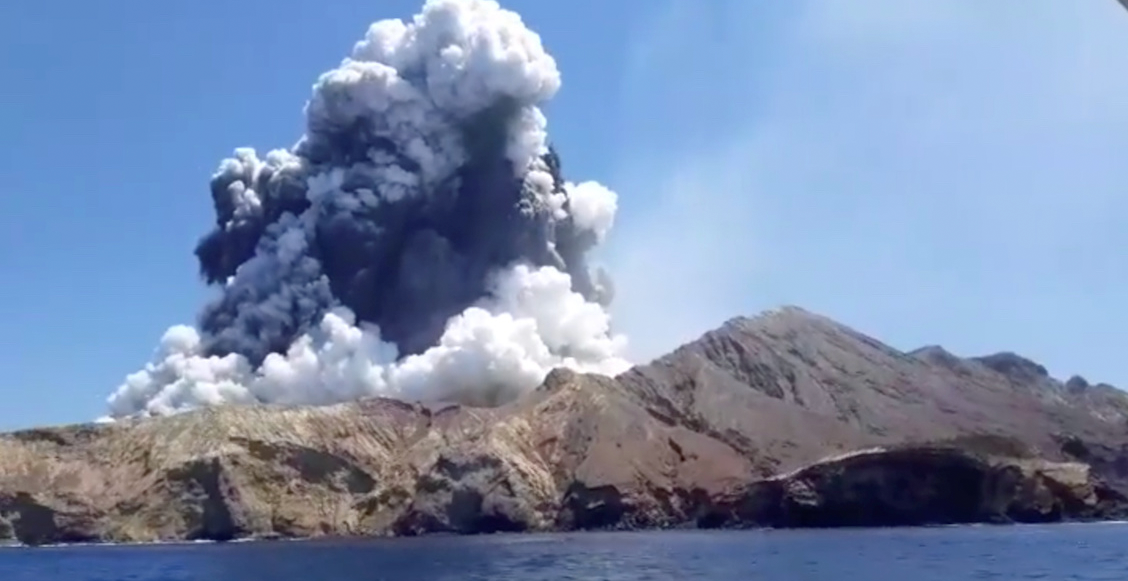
<box><xmin>624</xmin><ymin>304</ymin><xmax>1128</xmax><ymax>484</ymax></box>
<box><xmin>1065</xmin><ymin>375</ymin><xmax>1091</xmax><ymax>392</ymax></box>
<box><xmin>720</xmin><ymin>305</ymin><xmax>818</xmax><ymax>328</ymax></box>
<box><xmin>971</xmin><ymin>352</ymin><xmax>1050</xmax><ymax>383</ymax></box>
<box><xmin>908</xmin><ymin>345</ymin><xmax>964</xmax><ymax>369</ymax></box>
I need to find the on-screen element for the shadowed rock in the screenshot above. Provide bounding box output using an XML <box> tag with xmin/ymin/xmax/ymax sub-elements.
<box><xmin>700</xmin><ymin>445</ymin><xmax>1127</xmax><ymax>529</ymax></box>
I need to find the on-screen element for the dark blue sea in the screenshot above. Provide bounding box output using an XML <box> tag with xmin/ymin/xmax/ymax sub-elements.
<box><xmin>2</xmin><ymin>523</ymin><xmax>1127</xmax><ymax>580</ymax></box>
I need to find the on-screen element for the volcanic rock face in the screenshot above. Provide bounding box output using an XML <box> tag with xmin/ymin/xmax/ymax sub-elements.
<box><xmin>4</xmin><ymin>306</ymin><xmax>1128</xmax><ymax>545</ymax></box>
<box><xmin>0</xmin><ymin>371</ymin><xmax>752</xmax><ymax>544</ymax></box>
<box><xmin>701</xmin><ymin>444</ymin><xmax>1127</xmax><ymax>529</ymax></box>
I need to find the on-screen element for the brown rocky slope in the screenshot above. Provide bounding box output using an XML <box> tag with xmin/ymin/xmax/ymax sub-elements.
<box><xmin>3</xmin><ymin>306</ymin><xmax>1128</xmax><ymax>545</ymax></box>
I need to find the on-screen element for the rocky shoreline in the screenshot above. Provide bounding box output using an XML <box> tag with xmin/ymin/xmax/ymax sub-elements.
<box><xmin>6</xmin><ymin>307</ymin><xmax>1128</xmax><ymax>546</ymax></box>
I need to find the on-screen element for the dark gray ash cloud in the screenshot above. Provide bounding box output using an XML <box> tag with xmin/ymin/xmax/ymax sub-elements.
<box><xmin>104</xmin><ymin>0</ymin><xmax>628</xmax><ymax>420</ymax></box>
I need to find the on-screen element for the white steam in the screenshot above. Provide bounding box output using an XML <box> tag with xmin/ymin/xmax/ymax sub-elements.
<box><xmin>104</xmin><ymin>0</ymin><xmax>628</xmax><ymax>419</ymax></box>
<box><xmin>564</xmin><ymin>181</ymin><xmax>618</xmax><ymax>242</ymax></box>
<box><xmin>108</xmin><ymin>264</ymin><xmax>627</xmax><ymax>418</ymax></box>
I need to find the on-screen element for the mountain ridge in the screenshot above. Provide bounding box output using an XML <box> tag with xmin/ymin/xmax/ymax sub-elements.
<box><xmin>622</xmin><ymin>305</ymin><xmax>1128</xmax><ymax>472</ymax></box>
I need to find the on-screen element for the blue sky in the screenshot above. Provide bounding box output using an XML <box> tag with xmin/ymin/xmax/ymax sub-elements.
<box><xmin>1</xmin><ymin>0</ymin><xmax>1126</xmax><ymax>430</ymax></box>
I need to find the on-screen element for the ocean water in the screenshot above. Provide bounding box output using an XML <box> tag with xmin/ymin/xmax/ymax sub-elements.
<box><xmin>2</xmin><ymin>523</ymin><xmax>1126</xmax><ymax>580</ymax></box>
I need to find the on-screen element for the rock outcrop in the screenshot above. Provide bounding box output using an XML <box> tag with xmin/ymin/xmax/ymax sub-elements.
<box><xmin>3</xmin><ymin>306</ymin><xmax>1128</xmax><ymax>545</ymax></box>
<box><xmin>701</xmin><ymin>444</ymin><xmax>1128</xmax><ymax>529</ymax></box>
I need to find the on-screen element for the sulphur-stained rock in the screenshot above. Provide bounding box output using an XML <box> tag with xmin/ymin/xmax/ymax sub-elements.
<box><xmin>5</xmin><ymin>306</ymin><xmax>1128</xmax><ymax>544</ymax></box>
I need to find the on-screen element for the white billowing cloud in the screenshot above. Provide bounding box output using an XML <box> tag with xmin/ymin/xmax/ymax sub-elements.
<box><xmin>565</xmin><ymin>181</ymin><xmax>618</xmax><ymax>241</ymax></box>
<box><xmin>108</xmin><ymin>263</ymin><xmax>629</xmax><ymax>418</ymax></box>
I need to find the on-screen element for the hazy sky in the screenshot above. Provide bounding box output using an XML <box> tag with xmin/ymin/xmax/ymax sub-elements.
<box><xmin>1</xmin><ymin>0</ymin><xmax>1125</xmax><ymax>430</ymax></box>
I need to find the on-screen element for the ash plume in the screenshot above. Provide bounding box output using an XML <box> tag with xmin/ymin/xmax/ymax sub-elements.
<box><xmin>105</xmin><ymin>0</ymin><xmax>628</xmax><ymax>419</ymax></box>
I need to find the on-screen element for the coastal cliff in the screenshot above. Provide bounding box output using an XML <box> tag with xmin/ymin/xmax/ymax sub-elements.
<box><xmin>702</xmin><ymin>444</ymin><xmax>1127</xmax><ymax>529</ymax></box>
<box><xmin>4</xmin><ymin>307</ymin><xmax>1128</xmax><ymax>545</ymax></box>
